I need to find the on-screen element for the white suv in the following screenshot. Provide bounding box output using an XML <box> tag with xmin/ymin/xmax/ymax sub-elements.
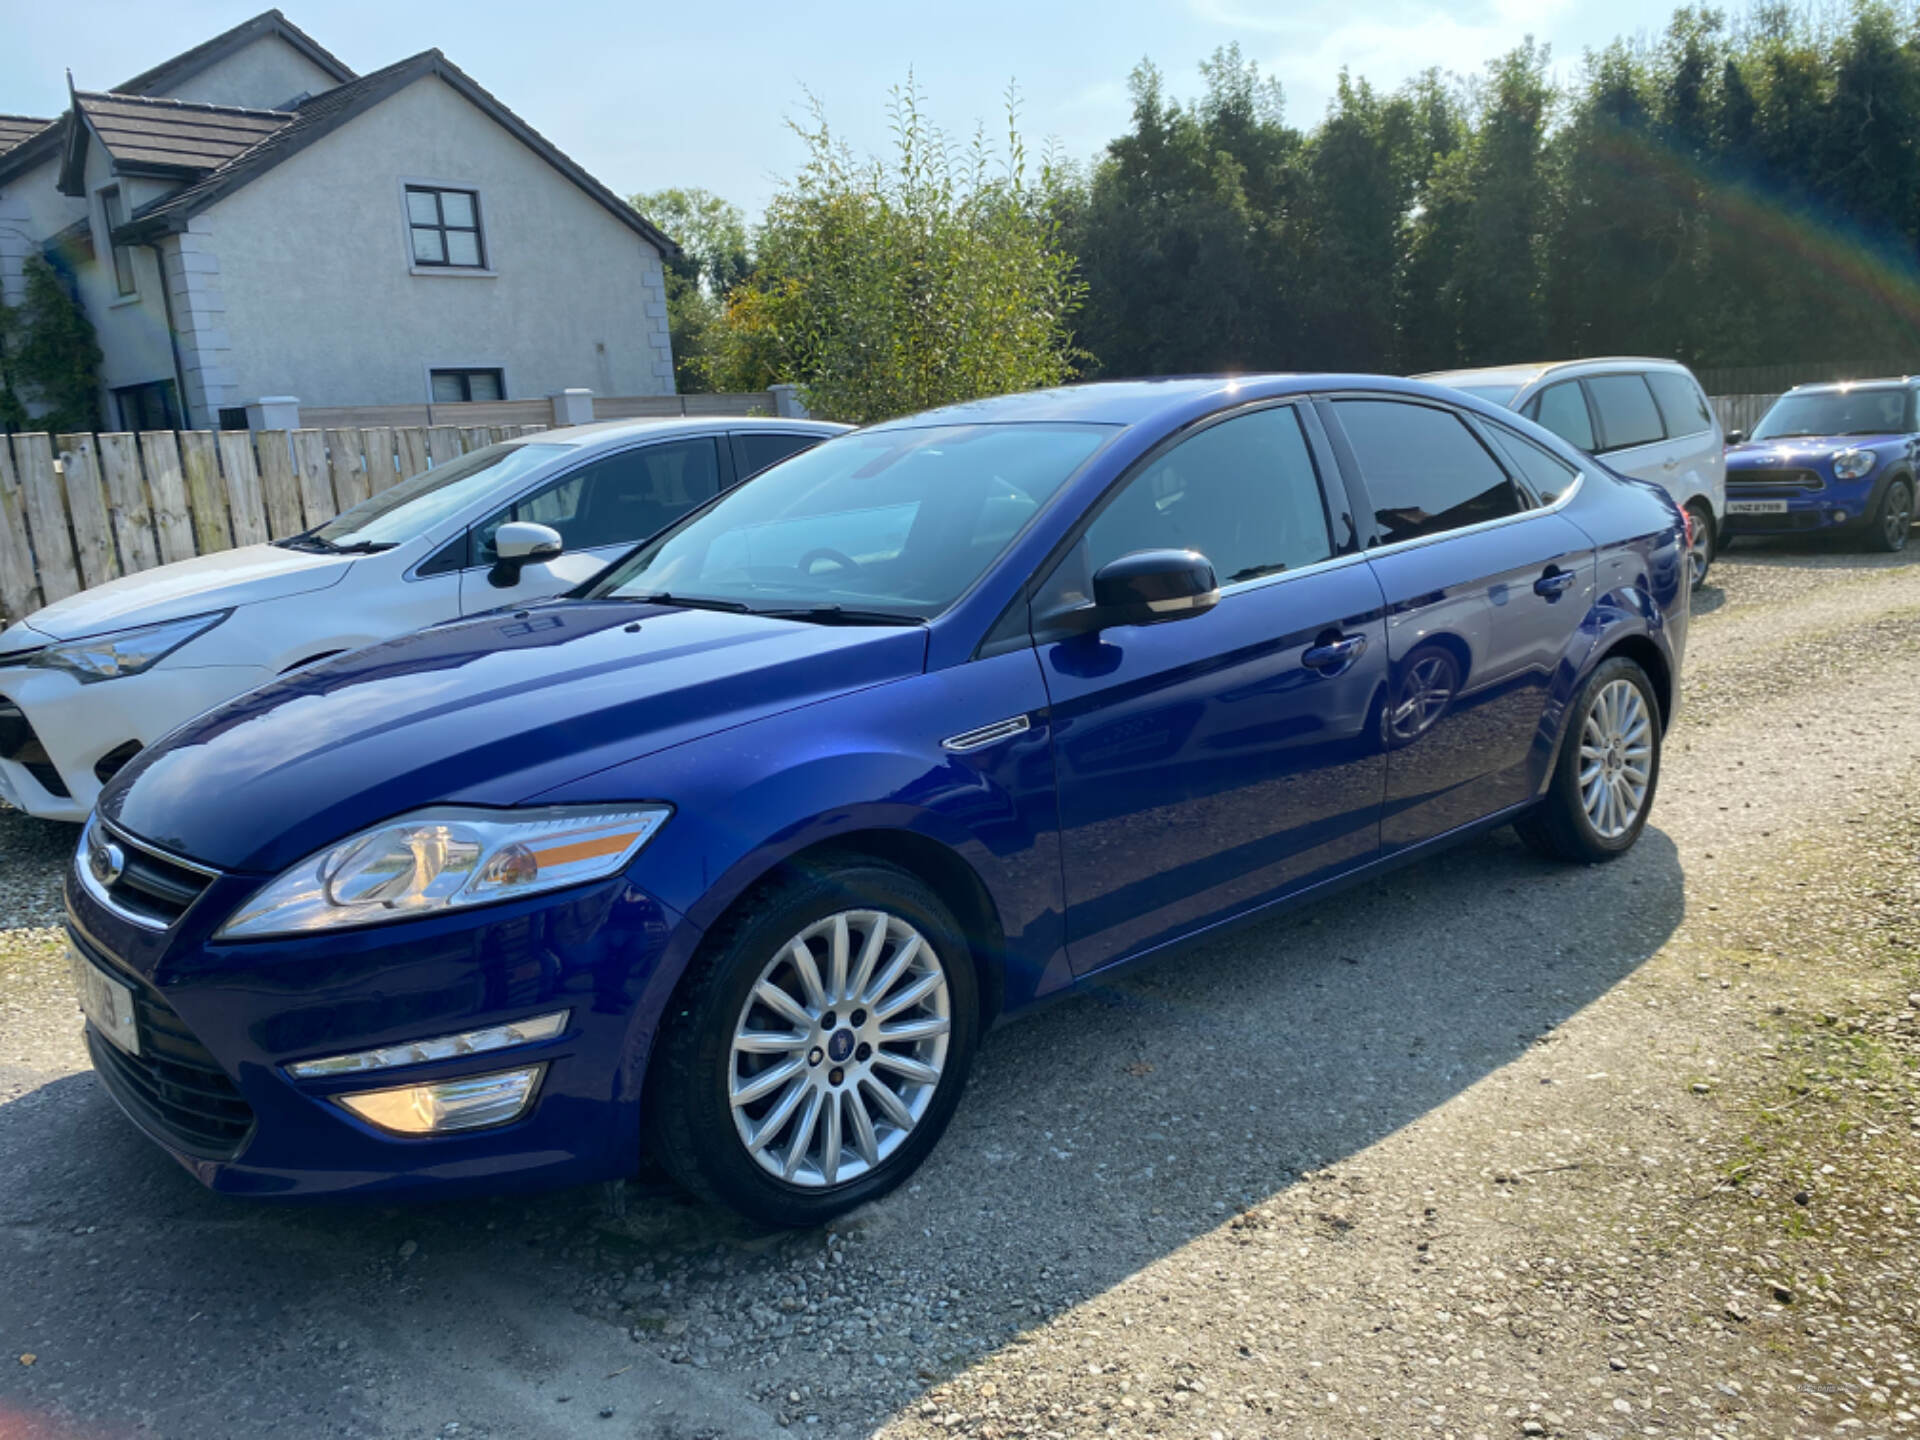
<box><xmin>0</xmin><ymin>416</ymin><xmax>846</xmax><ymax>822</ymax></box>
<box><xmin>1421</xmin><ymin>358</ymin><xmax>1726</xmax><ymax>588</ymax></box>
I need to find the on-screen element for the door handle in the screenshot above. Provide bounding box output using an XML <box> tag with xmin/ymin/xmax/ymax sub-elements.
<box><xmin>1302</xmin><ymin>633</ymin><xmax>1366</xmax><ymax>672</ymax></box>
<box><xmin>1534</xmin><ymin>566</ymin><xmax>1577</xmax><ymax>599</ymax></box>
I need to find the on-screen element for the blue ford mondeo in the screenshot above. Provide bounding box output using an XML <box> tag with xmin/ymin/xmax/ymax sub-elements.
<box><xmin>69</xmin><ymin>378</ymin><xmax>1688</xmax><ymax>1225</ymax></box>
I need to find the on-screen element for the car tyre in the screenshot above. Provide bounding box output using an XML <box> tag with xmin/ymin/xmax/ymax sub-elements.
<box><xmin>644</xmin><ymin>856</ymin><xmax>979</xmax><ymax>1228</ymax></box>
<box><xmin>1867</xmin><ymin>476</ymin><xmax>1913</xmax><ymax>553</ymax></box>
<box><xmin>1684</xmin><ymin>501</ymin><xmax>1715</xmax><ymax>590</ymax></box>
<box><xmin>1516</xmin><ymin>656</ymin><xmax>1662</xmax><ymax>864</ymax></box>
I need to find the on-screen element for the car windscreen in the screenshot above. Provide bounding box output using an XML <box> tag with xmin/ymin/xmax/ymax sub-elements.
<box><xmin>585</xmin><ymin>423</ymin><xmax>1113</xmax><ymax>619</ymax></box>
<box><xmin>1751</xmin><ymin>389</ymin><xmax>1909</xmax><ymax>440</ymax></box>
<box><xmin>311</xmin><ymin>443</ymin><xmax>569</xmax><ymax>549</ymax></box>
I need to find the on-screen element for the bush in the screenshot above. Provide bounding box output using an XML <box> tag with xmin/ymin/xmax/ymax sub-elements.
<box><xmin>717</xmin><ymin>82</ymin><xmax>1085</xmax><ymax>423</ymax></box>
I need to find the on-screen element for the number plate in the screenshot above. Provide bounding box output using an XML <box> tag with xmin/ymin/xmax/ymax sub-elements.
<box><xmin>1726</xmin><ymin>499</ymin><xmax>1788</xmax><ymax>515</ymax></box>
<box><xmin>69</xmin><ymin>943</ymin><xmax>140</xmax><ymax>1056</ymax></box>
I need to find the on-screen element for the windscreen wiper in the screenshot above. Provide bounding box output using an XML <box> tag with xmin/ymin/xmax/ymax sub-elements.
<box><xmin>755</xmin><ymin>605</ymin><xmax>926</xmax><ymax>626</ymax></box>
<box><xmin>623</xmin><ymin>592</ymin><xmax>754</xmax><ymax>614</ymax></box>
<box><xmin>327</xmin><ymin>540</ymin><xmax>398</xmax><ymax>554</ymax></box>
<box><xmin>274</xmin><ymin>532</ymin><xmax>337</xmax><ymax>553</ymax></box>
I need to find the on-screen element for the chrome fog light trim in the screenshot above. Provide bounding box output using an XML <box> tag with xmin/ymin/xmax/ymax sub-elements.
<box><xmin>288</xmin><ymin>1011</ymin><xmax>568</xmax><ymax>1079</ymax></box>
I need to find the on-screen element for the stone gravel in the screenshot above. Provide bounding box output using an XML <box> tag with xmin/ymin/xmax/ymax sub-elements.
<box><xmin>1</xmin><ymin>535</ymin><xmax>1917</xmax><ymax>1439</ymax></box>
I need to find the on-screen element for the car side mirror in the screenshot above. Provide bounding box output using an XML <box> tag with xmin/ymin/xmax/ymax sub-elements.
<box><xmin>1725</xmin><ymin>429</ymin><xmax>1746</xmax><ymax>446</ymax></box>
<box><xmin>489</xmin><ymin>521</ymin><xmax>563</xmax><ymax>587</ymax></box>
<box><xmin>1038</xmin><ymin>549</ymin><xmax>1219</xmax><ymax>637</ymax></box>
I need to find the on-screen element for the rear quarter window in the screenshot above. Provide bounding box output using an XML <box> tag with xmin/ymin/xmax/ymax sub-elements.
<box><xmin>1645</xmin><ymin>372</ymin><xmax>1714</xmax><ymax>438</ymax></box>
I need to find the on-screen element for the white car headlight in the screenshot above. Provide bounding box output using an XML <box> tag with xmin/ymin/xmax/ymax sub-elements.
<box><xmin>216</xmin><ymin>804</ymin><xmax>671</xmax><ymax>940</ymax></box>
<box><xmin>1832</xmin><ymin>449</ymin><xmax>1877</xmax><ymax>481</ymax></box>
<box><xmin>29</xmin><ymin>611</ymin><xmax>229</xmax><ymax>683</ymax></box>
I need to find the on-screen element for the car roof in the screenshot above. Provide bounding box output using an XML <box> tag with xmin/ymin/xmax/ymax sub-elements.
<box><xmin>859</xmin><ymin>374</ymin><xmax>1498</xmax><ymax>433</ymax></box>
<box><xmin>537</xmin><ymin>415</ymin><xmax>851</xmax><ymax>451</ymax></box>
<box><xmin>1418</xmin><ymin>357</ymin><xmax>1696</xmax><ymax>390</ymax></box>
<box><xmin>1787</xmin><ymin>377</ymin><xmax>1917</xmax><ymax>394</ymax></box>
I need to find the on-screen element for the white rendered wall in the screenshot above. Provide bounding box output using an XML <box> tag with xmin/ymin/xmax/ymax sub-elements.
<box><xmin>205</xmin><ymin>73</ymin><xmax>675</xmax><ymax>408</ymax></box>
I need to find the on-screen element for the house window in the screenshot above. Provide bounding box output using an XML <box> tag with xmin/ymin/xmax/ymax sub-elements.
<box><xmin>114</xmin><ymin>380</ymin><xmax>180</xmax><ymax>432</ymax></box>
<box><xmin>100</xmin><ymin>187</ymin><xmax>136</xmax><ymax>295</ymax></box>
<box><xmin>217</xmin><ymin>407</ymin><xmax>250</xmax><ymax>431</ymax></box>
<box><xmin>430</xmin><ymin>368</ymin><xmax>505</xmax><ymax>403</ymax></box>
<box><xmin>406</xmin><ymin>186</ymin><xmax>486</xmax><ymax>268</ymax></box>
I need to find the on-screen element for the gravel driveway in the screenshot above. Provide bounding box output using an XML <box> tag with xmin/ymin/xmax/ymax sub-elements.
<box><xmin>3</xmin><ymin>539</ymin><xmax>1918</xmax><ymax>1440</ymax></box>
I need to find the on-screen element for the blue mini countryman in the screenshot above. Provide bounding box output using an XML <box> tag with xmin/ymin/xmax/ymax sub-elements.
<box><xmin>68</xmin><ymin>377</ymin><xmax>1689</xmax><ymax>1226</ymax></box>
<box><xmin>1723</xmin><ymin>379</ymin><xmax>1919</xmax><ymax>552</ymax></box>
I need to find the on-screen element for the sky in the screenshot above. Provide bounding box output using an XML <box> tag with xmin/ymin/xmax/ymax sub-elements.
<box><xmin>4</xmin><ymin>0</ymin><xmax>1695</xmax><ymax>221</ymax></box>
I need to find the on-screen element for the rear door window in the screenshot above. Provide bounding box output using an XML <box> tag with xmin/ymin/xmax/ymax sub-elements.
<box><xmin>1588</xmin><ymin>374</ymin><xmax>1667</xmax><ymax>452</ymax></box>
<box><xmin>1645</xmin><ymin>372</ymin><xmax>1713</xmax><ymax>438</ymax></box>
<box><xmin>732</xmin><ymin>431</ymin><xmax>826</xmax><ymax>482</ymax></box>
<box><xmin>1332</xmin><ymin>398</ymin><xmax>1524</xmax><ymax>545</ymax></box>
<box><xmin>1529</xmin><ymin>382</ymin><xmax>1595</xmax><ymax>451</ymax></box>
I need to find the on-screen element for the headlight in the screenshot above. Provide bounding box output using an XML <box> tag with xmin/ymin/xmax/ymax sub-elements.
<box><xmin>1832</xmin><ymin>449</ymin><xmax>1877</xmax><ymax>481</ymax></box>
<box><xmin>29</xmin><ymin>611</ymin><xmax>229</xmax><ymax>683</ymax></box>
<box><xmin>216</xmin><ymin>804</ymin><xmax>671</xmax><ymax>940</ymax></box>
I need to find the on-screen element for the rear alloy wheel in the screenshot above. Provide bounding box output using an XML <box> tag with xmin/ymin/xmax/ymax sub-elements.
<box><xmin>646</xmin><ymin>859</ymin><xmax>978</xmax><ymax>1227</ymax></box>
<box><xmin>1869</xmin><ymin>477</ymin><xmax>1913</xmax><ymax>553</ymax></box>
<box><xmin>1516</xmin><ymin>656</ymin><xmax>1662</xmax><ymax>864</ymax></box>
<box><xmin>1685</xmin><ymin>502</ymin><xmax>1715</xmax><ymax>589</ymax></box>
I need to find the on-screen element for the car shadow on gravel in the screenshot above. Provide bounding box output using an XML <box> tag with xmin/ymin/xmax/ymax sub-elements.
<box><xmin>0</xmin><ymin>822</ymin><xmax>1686</xmax><ymax>1438</ymax></box>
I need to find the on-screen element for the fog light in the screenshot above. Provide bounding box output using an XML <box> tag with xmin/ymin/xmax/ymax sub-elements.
<box><xmin>288</xmin><ymin>1011</ymin><xmax>567</xmax><ymax>1078</ymax></box>
<box><xmin>336</xmin><ymin>1064</ymin><xmax>545</xmax><ymax>1135</ymax></box>
<box><xmin>1833</xmin><ymin>509</ymin><xmax>1849</xmax><ymax>521</ymax></box>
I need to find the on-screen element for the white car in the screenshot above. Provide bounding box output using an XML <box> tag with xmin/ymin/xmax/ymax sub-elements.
<box><xmin>0</xmin><ymin>416</ymin><xmax>847</xmax><ymax>822</ymax></box>
<box><xmin>1420</xmin><ymin>357</ymin><xmax>1726</xmax><ymax>589</ymax></box>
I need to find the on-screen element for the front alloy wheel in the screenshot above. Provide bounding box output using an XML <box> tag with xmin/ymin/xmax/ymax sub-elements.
<box><xmin>1685</xmin><ymin>503</ymin><xmax>1714</xmax><ymax>589</ymax></box>
<box><xmin>646</xmin><ymin>859</ymin><xmax>978</xmax><ymax>1227</ymax></box>
<box><xmin>728</xmin><ymin>911</ymin><xmax>950</xmax><ymax>1188</ymax></box>
<box><xmin>1870</xmin><ymin>478</ymin><xmax>1913</xmax><ymax>553</ymax></box>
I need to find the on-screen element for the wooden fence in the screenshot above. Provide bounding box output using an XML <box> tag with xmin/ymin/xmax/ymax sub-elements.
<box><xmin>1708</xmin><ymin>393</ymin><xmax>1778</xmax><ymax>437</ymax></box>
<box><xmin>297</xmin><ymin>390</ymin><xmax>783</xmax><ymax>429</ymax></box>
<box><xmin>0</xmin><ymin>422</ymin><xmax>545</xmax><ymax>624</ymax></box>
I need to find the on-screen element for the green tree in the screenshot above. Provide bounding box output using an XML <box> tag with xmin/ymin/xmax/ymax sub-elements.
<box><xmin>1068</xmin><ymin>51</ymin><xmax>1305</xmax><ymax>377</ymax></box>
<box><xmin>631</xmin><ymin>187</ymin><xmax>754</xmax><ymax>392</ymax></box>
<box><xmin>721</xmin><ymin>80</ymin><xmax>1084</xmax><ymax>423</ymax></box>
<box><xmin>12</xmin><ymin>256</ymin><xmax>100</xmax><ymax>432</ymax></box>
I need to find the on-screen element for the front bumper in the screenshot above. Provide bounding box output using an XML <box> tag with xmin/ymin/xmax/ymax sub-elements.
<box><xmin>0</xmin><ymin>663</ymin><xmax>273</xmax><ymax>823</ymax></box>
<box><xmin>1720</xmin><ymin>470</ymin><xmax>1879</xmax><ymax>536</ymax></box>
<box><xmin>66</xmin><ymin>838</ymin><xmax>696</xmax><ymax>1200</ymax></box>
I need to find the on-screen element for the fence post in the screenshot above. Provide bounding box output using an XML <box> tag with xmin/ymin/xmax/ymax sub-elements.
<box><xmin>768</xmin><ymin>383</ymin><xmax>809</xmax><ymax>419</ymax></box>
<box><xmin>549</xmin><ymin>389</ymin><xmax>594</xmax><ymax>427</ymax></box>
<box><xmin>244</xmin><ymin>396</ymin><xmax>301</xmax><ymax>431</ymax></box>
<box><xmin>0</xmin><ymin>437</ymin><xmax>42</xmax><ymax>620</ymax></box>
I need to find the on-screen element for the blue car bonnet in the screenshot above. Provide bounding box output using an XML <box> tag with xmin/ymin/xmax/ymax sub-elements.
<box><xmin>99</xmin><ymin>601</ymin><xmax>928</xmax><ymax>873</ymax></box>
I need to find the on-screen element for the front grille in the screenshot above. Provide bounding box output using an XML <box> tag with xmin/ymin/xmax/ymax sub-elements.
<box><xmin>0</xmin><ymin>700</ymin><xmax>69</xmax><ymax>797</ymax></box>
<box><xmin>1729</xmin><ymin>468</ymin><xmax>1823</xmax><ymax>491</ymax></box>
<box><xmin>83</xmin><ymin>820</ymin><xmax>217</xmax><ymax>928</ymax></box>
<box><xmin>93</xmin><ymin>741</ymin><xmax>142</xmax><ymax>785</ymax></box>
<box><xmin>81</xmin><ymin>953</ymin><xmax>255</xmax><ymax>1160</ymax></box>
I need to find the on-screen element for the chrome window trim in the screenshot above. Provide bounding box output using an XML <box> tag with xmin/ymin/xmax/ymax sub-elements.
<box><xmin>1354</xmin><ymin>469</ymin><xmax>1588</xmax><ymax>565</ymax></box>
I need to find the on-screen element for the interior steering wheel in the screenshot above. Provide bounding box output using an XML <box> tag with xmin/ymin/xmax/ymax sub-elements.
<box><xmin>798</xmin><ymin>547</ymin><xmax>860</xmax><ymax>576</ymax></box>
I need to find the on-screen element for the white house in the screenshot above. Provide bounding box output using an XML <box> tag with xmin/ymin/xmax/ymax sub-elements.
<box><xmin>0</xmin><ymin>11</ymin><xmax>679</xmax><ymax>431</ymax></box>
